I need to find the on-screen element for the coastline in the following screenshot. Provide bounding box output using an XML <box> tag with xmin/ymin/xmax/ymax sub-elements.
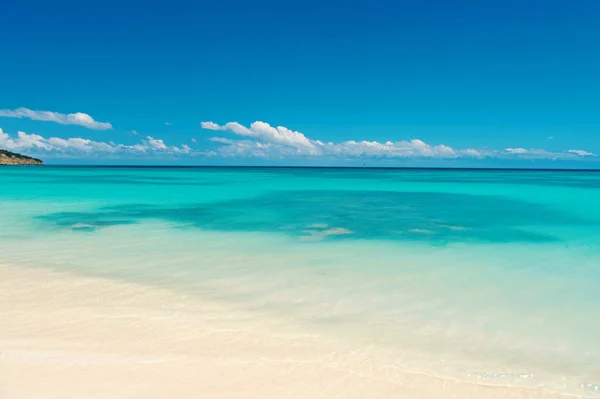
<box><xmin>0</xmin><ymin>263</ymin><xmax>573</xmax><ymax>399</ymax></box>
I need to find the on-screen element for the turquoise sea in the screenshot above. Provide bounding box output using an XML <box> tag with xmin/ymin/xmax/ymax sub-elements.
<box><xmin>1</xmin><ymin>166</ymin><xmax>600</xmax><ymax>396</ymax></box>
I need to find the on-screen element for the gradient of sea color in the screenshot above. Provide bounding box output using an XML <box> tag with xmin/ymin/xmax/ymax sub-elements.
<box><xmin>1</xmin><ymin>166</ymin><xmax>600</xmax><ymax>395</ymax></box>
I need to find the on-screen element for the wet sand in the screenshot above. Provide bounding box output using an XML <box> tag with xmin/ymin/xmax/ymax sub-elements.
<box><xmin>0</xmin><ymin>263</ymin><xmax>569</xmax><ymax>399</ymax></box>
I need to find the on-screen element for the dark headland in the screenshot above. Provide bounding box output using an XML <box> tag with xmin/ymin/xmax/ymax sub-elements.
<box><xmin>0</xmin><ymin>149</ymin><xmax>43</xmax><ymax>165</ymax></box>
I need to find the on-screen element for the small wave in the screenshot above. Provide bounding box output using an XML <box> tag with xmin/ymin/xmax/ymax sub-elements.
<box><xmin>466</xmin><ymin>371</ymin><xmax>535</xmax><ymax>380</ymax></box>
<box><xmin>409</xmin><ymin>228</ymin><xmax>434</xmax><ymax>234</ymax></box>
<box><xmin>437</xmin><ymin>224</ymin><xmax>469</xmax><ymax>231</ymax></box>
<box><xmin>308</xmin><ymin>223</ymin><xmax>328</xmax><ymax>229</ymax></box>
<box><xmin>322</xmin><ymin>227</ymin><xmax>352</xmax><ymax>236</ymax></box>
<box><xmin>582</xmin><ymin>383</ymin><xmax>600</xmax><ymax>392</ymax></box>
<box><xmin>71</xmin><ymin>223</ymin><xmax>97</xmax><ymax>231</ymax></box>
<box><xmin>301</xmin><ymin>227</ymin><xmax>352</xmax><ymax>239</ymax></box>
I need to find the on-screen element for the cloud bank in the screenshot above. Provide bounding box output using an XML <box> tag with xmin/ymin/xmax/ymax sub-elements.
<box><xmin>0</xmin><ymin>128</ymin><xmax>190</xmax><ymax>158</ymax></box>
<box><xmin>0</xmin><ymin>107</ymin><xmax>112</xmax><ymax>130</ymax></box>
<box><xmin>1</xmin><ymin>120</ymin><xmax>596</xmax><ymax>163</ymax></box>
<box><xmin>201</xmin><ymin>120</ymin><xmax>595</xmax><ymax>161</ymax></box>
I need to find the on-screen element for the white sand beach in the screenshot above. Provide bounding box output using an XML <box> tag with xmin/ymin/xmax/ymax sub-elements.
<box><xmin>0</xmin><ymin>263</ymin><xmax>570</xmax><ymax>399</ymax></box>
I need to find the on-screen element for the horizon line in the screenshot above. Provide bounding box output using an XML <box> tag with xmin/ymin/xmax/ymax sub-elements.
<box><xmin>15</xmin><ymin>164</ymin><xmax>600</xmax><ymax>172</ymax></box>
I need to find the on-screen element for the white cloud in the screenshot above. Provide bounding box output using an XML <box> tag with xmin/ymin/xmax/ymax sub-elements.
<box><xmin>462</xmin><ymin>149</ymin><xmax>482</xmax><ymax>157</ymax></box>
<box><xmin>165</xmin><ymin>122</ymin><xmax>172</xmax><ymax>126</ymax></box>
<box><xmin>505</xmin><ymin>148</ymin><xmax>529</xmax><ymax>154</ymax></box>
<box><xmin>200</xmin><ymin>121</ymin><xmax>224</xmax><ymax>130</ymax></box>
<box><xmin>319</xmin><ymin>139</ymin><xmax>459</xmax><ymax>158</ymax></box>
<box><xmin>47</xmin><ymin>137</ymin><xmax>114</xmax><ymax>153</ymax></box>
<box><xmin>234</xmin><ymin>121</ymin><xmax>317</xmax><ymax>153</ymax></box>
<box><xmin>500</xmin><ymin>147</ymin><xmax>596</xmax><ymax>160</ymax></box>
<box><xmin>191</xmin><ymin>138</ymin><xmax>197</xmax><ymax>143</ymax></box>
<box><xmin>568</xmin><ymin>149</ymin><xmax>595</xmax><ymax>157</ymax></box>
<box><xmin>0</xmin><ymin>130</ymin><xmax>52</xmax><ymax>151</ymax></box>
<box><xmin>144</xmin><ymin>136</ymin><xmax>168</xmax><ymax>150</ymax></box>
<box><xmin>131</xmin><ymin>130</ymin><xmax>138</xmax><ymax>135</ymax></box>
<box><xmin>0</xmin><ymin>128</ymin><xmax>192</xmax><ymax>158</ymax></box>
<box><xmin>0</xmin><ymin>107</ymin><xmax>112</xmax><ymax>130</ymax></box>
<box><xmin>209</xmin><ymin>137</ymin><xmax>236</xmax><ymax>144</ymax></box>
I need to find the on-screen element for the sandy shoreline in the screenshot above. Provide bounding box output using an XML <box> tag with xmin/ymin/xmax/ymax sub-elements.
<box><xmin>0</xmin><ymin>263</ymin><xmax>572</xmax><ymax>398</ymax></box>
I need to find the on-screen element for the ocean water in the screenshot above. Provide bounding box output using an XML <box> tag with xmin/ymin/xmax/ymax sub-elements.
<box><xmin>1</xmin><ymin>166</ymin><xmax>600</xmax><ymax>395</ymax></box>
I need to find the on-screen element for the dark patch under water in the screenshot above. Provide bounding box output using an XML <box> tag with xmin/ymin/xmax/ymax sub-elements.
<box><xmin>37</xmin><ymin>190</ymin><xmax>590</xmax><ymax>243</ymax></box>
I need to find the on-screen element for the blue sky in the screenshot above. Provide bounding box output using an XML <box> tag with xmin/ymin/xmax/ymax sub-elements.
<box><xmin>1</xmin><ymin>0</ymin><xmax>599</xmax><ymax>167</ymax></box>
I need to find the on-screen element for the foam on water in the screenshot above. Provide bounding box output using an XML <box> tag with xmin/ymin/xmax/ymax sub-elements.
<box><xmin>1</xmin><ymin>166</ymin><xmax>600</xmax><ymax>396</ymax></box>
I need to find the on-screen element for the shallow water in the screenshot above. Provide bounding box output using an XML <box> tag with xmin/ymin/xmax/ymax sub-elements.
<box><xmin>2</xmin><ymin>166</ymin><xmax>600</xmax><ymax>396</ymax></box>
